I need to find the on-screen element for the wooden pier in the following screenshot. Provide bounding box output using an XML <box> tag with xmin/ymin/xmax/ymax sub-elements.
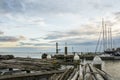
<box><xmin>0</xmin><ymin>55</ymin><xmax>114</xmax><ymax>80</ymax></box>
<box><xmin>0</xmin><ymin>63</ymin><xmax>113</xmax><ymax>80</ymax></box>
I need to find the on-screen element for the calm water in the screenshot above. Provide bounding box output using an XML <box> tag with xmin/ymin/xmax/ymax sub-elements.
<box><xmin>103</xmin><ymin>60</ymin><xmax>120</xmax><ymax>80</ymax></box>
<box><xmin>0</xmin><ymin>52</ymin><xmax>51</xmax><ymax>58</ymax></box>
<box><xmin>0</xmin><ymin>52</ymin><xmax>120</xmax><ymax>79</ymax></box>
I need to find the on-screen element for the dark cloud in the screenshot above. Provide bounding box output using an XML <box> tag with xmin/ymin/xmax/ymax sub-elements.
<box><xmin>0</xmin><ymin>30</ymin><xmax>24</xmax><ymax>42</ymax></box>
<box><xmin>44</xmin><ymin>31</ymin><xmax>65</xmax><ymax>40</ymax></box>
<box><xmin>19</xmin><ymin>35</ymin><xmax>26</xmax><ymax>40</ymax></box>
<box><xmin>70</xmin><ymin>41</ymin><xmax>97</xmax><ymax>46</ymax></box>
<box><xmin>0</xmin><ymin>47</ymin><xmax>42</xmax><ymax>52</ymax></box>
<box><xmin>0</xmin><ymin>36</ymin><xmax>25</xmax><ymax>42</ymax></box>
<box><xmin>19</xmin><ymin>42</ymin><xmax>33</xmax><ymax>45</ymax></box>
<box><xmin>110</xmin><ymin>12</ymin><xmax>120</xmax><ymax>26</ymax></box>
<box><xmin>114</xmin><ymin>12</ymin><xmax>120</xmax><ymax>16</ymax></box>
<box><xmin>114</xmin><ymin>12</ymin><xmax>120</xmax><ymax>21</ymax></box>
<box><xmin>34</xmin><ymin>43</ymin><xmax>54</xmax><ymax>46</ymax></box>
<box><xmin>19</xmin><ymin>42</ymin><xmax>54</xmax><ymax>46</ymax></box>
<box><xmin>44</xmin><ymin>26</ymin><xmax>97</xmax><ymax>40</ymax></box>
<box><xmin>30</xmin><ymin>37</ymin><xmax>45</xmax><ymax>42</ymax></box>
<box><xmin>44</xmin><ymin>34</ymin><xmax>63</xmax><ymax>40</ymax></box>
<box><xmin>49</xmin><ymin>36</ymin><xmax>97</xmax><ymax>46</ymax></box>
<box><xmin>0</xmin><ymin>0</ymin><xmax>25</xmax><ymax>13</ymax></box>
<box><xmin>20</xmin><ymin>39</ymin><xmax>97</xmax><ymax>47</ymax></box>
<box><xmin>30</xmin><ymin>38</ymin><xmax>39</xmax><ymax>42</ymax></box>
<box><xmin>0</xmin><ymin>36</ymin><xmax>19</xmax><ymax>42</ymax></box>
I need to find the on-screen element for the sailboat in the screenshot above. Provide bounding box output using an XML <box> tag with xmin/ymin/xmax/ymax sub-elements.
<box><xmin>95</xmin><ymin>19</ymin><xmax>120</xmax><ymax>55</ymax></box>
<box><xmin>101</xmin><ymin>19</ymin><xmax>120</xmax><ymax>56</ymax></box>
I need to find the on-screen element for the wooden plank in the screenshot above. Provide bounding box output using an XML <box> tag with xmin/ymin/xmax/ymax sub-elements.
<box><xmin>0</xmin><ymin>70</ymin><xmax>64</xmax><ymax>80</ymax></box>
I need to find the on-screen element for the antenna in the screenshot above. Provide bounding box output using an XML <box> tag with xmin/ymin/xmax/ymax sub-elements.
<box><xmin>65</xmin><ymin>42</ymin><xmax>68</xmax><ymax>55</ymax></box>
<box><xmin>56</xmin><ymin>42</ymin><xmax>58</xmax><ymax>54</ymax></box>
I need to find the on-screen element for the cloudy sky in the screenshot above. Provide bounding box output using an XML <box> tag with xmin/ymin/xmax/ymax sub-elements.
<box><xmin>0</xmin><ymin>0</ymin><xmax>120</xmax><ymax>52</ymax></box>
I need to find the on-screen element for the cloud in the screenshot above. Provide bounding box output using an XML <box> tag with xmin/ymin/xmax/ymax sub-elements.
<box><xmin>0</xmin><ymin>0</ymin><xmax>114</xmax><ymax>15</ymax></box>
<box><xmin>44</xmin><ymin>32</ymin><xmax>64</xmax><ymax>40</ymax></box>
<box><xmin>114</xmin><ymin>12</ymin><xmax>120</xmax><ymax>22</ymax></box>
<box><xmin>19</xmin><ymin>35</ymin><xmax>26</xmax><ymax>40</ymax></box>
<box><xmin>30</xmin><ymin>38</ymin><xmax>39</xmax><ymax>42</ymax></box>
<box><xmin>0</xmin><ymin>31</ymin><xmax>4</xmax><ymax>34</ymax></box>
<box><xmin>44</xmin><ymin>23</ymin><xmax>99</xmax><ymax>40</ymax></box>
<box><xmin>19</xmin><ymin>42</ymin><xmax>54</xmax><ymax>47</ymax></box>
<box><xmin>0</xmin><ymin>47</ymin><xmax>42</xmax><ymax>52</ymax></box>
<box><xmin>66</xmin><ymin>40</ymin><xmax>97</xmax><ymax>46</ymax></box>
<box><xmin>0</xmin><ymin>36</ymin><xmax>19</xmax><ymax>42</ymax></box>
<box><xmin>50</xmin><ymin>37</ymin><xmax>97</xmax><ymax>46</ymax></box>
<box><xmin>0</xmin><ymin>0</ymin><xmax>76</xmax><ymax>14</ymax></box>
<box><xmin>0</xmin><ymin>0</ymin><xmax>119</xmax><ymax>51</ymax></box>
<box><xmin>0</xmin><ymin>0</ymin><xmax>25</xmax><ymax>13</ymax></box>
<box><xmin>19</xmin><ymin>42</ymin><xmax>34</xmax><ymax>45</ymax></box>
<box><xmin>0</xmin><ymin>36</ymin><xmax>25</xmax><ymax>42</ymax></box>
<box><xmin>90</xmin><ymin>1</ymin><xmax>112</xmax><ymax>10</ymax></box>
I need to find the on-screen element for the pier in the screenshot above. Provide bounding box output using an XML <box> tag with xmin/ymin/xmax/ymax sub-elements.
<box><xmin>0</xmin><ymin>57</ymin><xmax>60</xmax><ymax>71</ymax></box>
<box><xmin>0</xmin><ymin>55</ymin><xmax>114</xmax><ymax>80</ymax></box>
<box><xmin>0</xmin><ymin>63</ymin><xmax>113</xmax><ymax>80</ymax></box>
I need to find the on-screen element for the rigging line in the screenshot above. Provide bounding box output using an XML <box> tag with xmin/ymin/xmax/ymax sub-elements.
<box><xmin>105</xmin><ymin>24</ymin><xmax>107</xmax><ymax>50</ymax></box>
<box><xmin>98</xmin><ymin>28</ymin><xmax>103</xmax><ymax>53</ymax></box>
<box><xmin>99</xmin><ymin>35</ymin><xmax>103</xmax><ymax>52</ymax></box>
<box><xmin>110</xmin><ymin>26</ymin><xmax>113</xmax><ymax>49</ymax></box>
<box><xmin>102</xmin><ymin>18</ymin><xmax>105</xmax><ymax>51</ymax></box>
<box><xmin>95</xmin><ymin>28</ymin><xmax>102</xmax><ymax>53</ymax></box>
<box><xmin>108</xmin><ymin>27</ymin><xmax>110</xmax><ymax>49</ymax></box>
